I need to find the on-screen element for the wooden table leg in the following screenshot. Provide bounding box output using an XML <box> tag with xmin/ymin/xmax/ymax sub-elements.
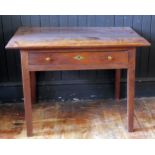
<box><xmin>30</xmin><ymin>71</ymin><xmax>36</xmax><ymax>104</ymax></box>
<box><xmin>127</xmin><ymin>49</ymin><xmax>136</xmax><ymax>132</ymax></box>
<box><xmin>115</xmin><ymin>69</ymin><xmax>121</xmax><ymax>100</ymax></box>
<box><xmin>21</xmin><ymin>51</ymin><xmax>33</xmax><ymax>137</ymax></box>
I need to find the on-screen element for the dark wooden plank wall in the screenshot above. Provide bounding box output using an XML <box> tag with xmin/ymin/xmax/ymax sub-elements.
<box><xmin>0</xmin><ymin>15</ymin><xmax>154</xmax><ymax>102</ymax></box>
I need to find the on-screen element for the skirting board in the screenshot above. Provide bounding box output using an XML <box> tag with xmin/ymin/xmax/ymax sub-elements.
<box><xmin>0</xmin><ymin>78</ymin><xmax>155</xmax><ymax>103</ymax></box>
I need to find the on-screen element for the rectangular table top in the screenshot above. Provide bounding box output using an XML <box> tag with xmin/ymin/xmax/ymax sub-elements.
<box><xmin>6</xmin><ymin>27</ymin><xmax>150</xmax><ymax>50</ymax></box>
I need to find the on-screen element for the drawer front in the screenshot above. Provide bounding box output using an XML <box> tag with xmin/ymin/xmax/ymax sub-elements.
<box><xmin>29</xmin><ymin>51</ymin><xmax>128</xmax><ymax>70</ymax></box>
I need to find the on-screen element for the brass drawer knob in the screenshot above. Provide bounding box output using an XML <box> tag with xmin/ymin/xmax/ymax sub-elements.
<box><xmin>45</xmin><ymin>57</ymin><xmax>51</xmax><ymax>61</ymax></box>
<box><xmin>107</xmin><ymin>56</ymin><xmax>113</xmax><ymax>60</ymax></box>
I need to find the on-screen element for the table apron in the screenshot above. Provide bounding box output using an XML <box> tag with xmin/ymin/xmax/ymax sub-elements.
<box><xmin>28</xmin><ymin>64</ymin><xmax>128</xmax><ymax>71</ymax></box>
<box><xmin>28</xmin><ymin>50</ymin><xmax>129</xmax><ymax>71</ymax></box>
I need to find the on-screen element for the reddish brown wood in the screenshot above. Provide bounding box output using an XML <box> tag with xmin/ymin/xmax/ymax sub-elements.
<box><xmin>20</xmin><ymin>51</ymin><xmax>33</xmax><ymax>137</ymax></box>
<box><xmin>127</xmin><ymin>48</ymin><xmax>136</xmax><ymax>132</ymax></box>
<box><xmin>29</xmin><ymin>63</ymin><xmax>128</xmax><ymax>71</ymax></box>
<box><xmin>28</xmin><ymin>51</ymin><xmax>128</xmax><ymax>71</ymax></box>
<box><xmin>5</xmin><ymin>27</ymin><xmax>150</xmax><ymax>136</ymax></box>
<box><xmin>115</xmin><ymin>69</ymin><xmax>121</xmax><ymax>100</ymax></box>
<box><xmin>29</xmin><ymin>51</ymin><xmax>128</xmax><ymax>65</ymax></box>
<box><xmin>6</xmin><ymin>27</ymin><xmax>150</xmax><ymax>50</ymax></box>
<box><xmin>18</xmin><ymin>47</ymin><xmax>136</xmax><ymax>53</ymax></box>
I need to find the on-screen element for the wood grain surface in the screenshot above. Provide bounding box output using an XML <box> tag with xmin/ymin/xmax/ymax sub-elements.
<box><xmin>6</xmin><ymin>27</ymin><xmax>150</xmax><ymax>49</ymax></box>
<box><xmin>0</xmin><ymin>97</ymin><xmax>155</xmax><ymax>139</ymax></box>
<box><xmin>28</xmin><ymin>51</ymin><xmax>128</xmax><ymax>71</ymax></box>
<box><xmin>5</xmin><ymin>26</ymin><xmax>151</xmax><ymax>136</ymax></box>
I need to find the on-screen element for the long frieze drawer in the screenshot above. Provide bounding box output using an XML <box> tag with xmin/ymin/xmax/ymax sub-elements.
<box><xmin>28</xmin><ymin>51</ymin><xmax>129</xmax><ymax>71</ymax></box>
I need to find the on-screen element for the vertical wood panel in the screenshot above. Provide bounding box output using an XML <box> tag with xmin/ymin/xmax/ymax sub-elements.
<box><xmin>124</xmin><ymin>15</ymin><xmax>133</xmax><ymax>26</ymax></box>
<box><xmin>78</xmin><ymin>15</ymin><xmax>87</xmax><ymax>26</ymax></box>
<box><xmin>68</xmin><ymin>15</ymin><xmax>78</xmax><ymax>26</ymax></box>
<box><xmin>2</xmin><ymin>15</ymin><xmax>18</xmax><ymax>81</ymax></box>
<box><xmin>40</xmin><ymin>15</ymin><xmax>50</xmax><ymax>26</ymax></box>
<box><xmin>114</xmin><ymin>15</ymin><xmax>124</xmax><ymax>26</ymax></box>
<box><xmin>21</xmin><ymin>15</ymin><xmax>31</xmax><ymax>26</ymax></box>
<box><xmin>30</xmin><ymin>15</ymin><xmax>40</xmax><ymax>26</ymax></box>
<box><xmin>49</xmin><ymin>15</ymin><xmax>59</xmax><ymax>27</ymax></box>
<box><xmin>0</xmin><ymin>16</ymin><xmax>8</xmax><ymax>81</ymax></box>
<box><xmin>59</xmin><ymin>15</ymin><xmax>68</xmax><ymax>27</ymax></box>
<box><xmin>11</xmin><ymin>16</ymin><xmax>22</xmax><ymax>81</ymax></box>
<box><xmin>87</xmin><ymin>15</ymin><xmax>96</xmax><ymax>26</ymax></box>
<box><xmin>148</xmin><ymin>16</ymin><xmax>155</xmax><ymax>77</ymax></box>
<box><xmin>95</xmin><ymin>15</ymin><xmax>106</xmax><ymax>26</ymax></box>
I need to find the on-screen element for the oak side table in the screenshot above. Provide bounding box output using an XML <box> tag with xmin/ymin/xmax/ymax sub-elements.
<box><xmin>6</xmin><ymin>27</ymin><xmax>150</xmax><ymax>137</ymax></box>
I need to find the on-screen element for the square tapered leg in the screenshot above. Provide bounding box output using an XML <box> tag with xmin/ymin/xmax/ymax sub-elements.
<box><xmin>127</xmin><ymin>49</ymin><xmax>136</xmax><ymax>132</ymax></box>
<box><xmin>21</xmin><ymin>51</ymin><xmax>33</xmax><ymax>137</ymax></box>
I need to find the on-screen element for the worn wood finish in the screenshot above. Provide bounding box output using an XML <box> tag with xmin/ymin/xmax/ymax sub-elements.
<box><xmin>28</xmin><ymin>51</ymin><xmax>129</xmax><ymax>71</ymax></box>
<box><xmin>29</xmin><ymin>51</ymin><xmax>128</xmax><ymax>65</ymax></box>
<box><xmin>6</xmin><ymin>27</ymin><xmax>150</xmax><ymax>49</ymax></box>
<box><xmin>29</xmin><ymin>63</ymin><xmax>128</xmax><ymax>72</ymax></box>
<box><xmin>6</xmin><ymin>27</ymin><xmax>150</xmax><ymax>136</ymax></box>
<box><xmin>1</xmin><ymin>97</ymin><xmax>155</xmax><ymax>138</ymax></box>
<box><xmin>127</xmin><ymin>49</ymin><xmax>136</xmax><ymax>132</ymax></box>
<box><xmin>20</xmin><ymin>51</ymin><xmax>33</xmax><ymax>136</ymax></box>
